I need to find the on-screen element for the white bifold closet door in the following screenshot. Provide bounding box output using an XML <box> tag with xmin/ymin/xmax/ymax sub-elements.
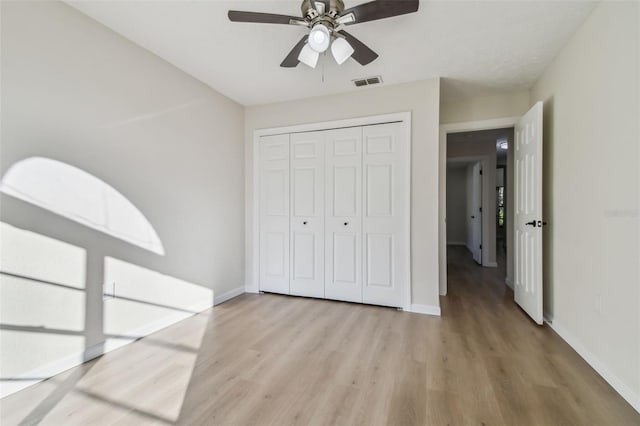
<box><xmin>290</xmin><ymin>132</ymin><xmax>325</xmax><ymax>298</ymax></box>
<box><xmin>259</xmin><ymin>121</ymin><xmax>408</xmax><ymax>309</ymax></box>
<box><xmin>362</xmin><ymin>123</ymin><xmax>408</xmax><ymax>308</ymax></box>
<box><xmin>259</xmin><ymin>134</ymin><xmax>290</xmax><ymax>294</ymax></box>
<box><xmin>325</xmin><ymin>127</ymin><xmax>363</xmax><ymax>303</ymax></box>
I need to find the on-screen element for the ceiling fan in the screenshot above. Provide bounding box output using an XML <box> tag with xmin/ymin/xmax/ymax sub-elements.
<box><xmin>228</xmin><ymin>0</ymin><xmax>419</xmax><ymax>68</ymax></box>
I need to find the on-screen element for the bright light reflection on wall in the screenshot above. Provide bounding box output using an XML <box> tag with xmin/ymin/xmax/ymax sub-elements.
<box><xmin>0</xmin><ymin>222</ymin><xmax>87</xmax><ymax>397</ymax></box>
<box><xmin>0</xmin><ymin>157</ymin><xmax>164</xmax><ymax>255</ymax></box>
<box><xmin>103</xmin><ymin>256</ymin><xmax>212</xmax><ymax>342</ymax></box>
<box><xmin>0</xmin><ymin>222</ymin><xmax>87</xmax><ymax>289</ymax></box>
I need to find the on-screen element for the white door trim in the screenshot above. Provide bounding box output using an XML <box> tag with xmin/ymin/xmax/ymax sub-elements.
<box><xmin>249</xmin><ymin>112</ymin><xmax>412</xmax><ymax>311</ymax></box>
<box><xmin>439</xmin><ymin>116</ymin><xmax>519</xmax><ymax>296</ymax></box>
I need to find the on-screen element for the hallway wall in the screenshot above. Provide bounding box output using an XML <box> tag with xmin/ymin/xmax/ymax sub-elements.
<box><xmin>447</xmin><ymin>138</ymin><xmax>498</xmax><ymax>267</ymax></box>
<box><xmin>446</xmin><ymin>166</ymin><xmax>467</xmax><ymax>245</ymax></box>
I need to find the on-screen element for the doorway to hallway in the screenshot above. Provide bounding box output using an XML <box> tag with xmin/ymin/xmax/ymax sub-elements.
<box><xmin>441</xmin><ymin>102</ymin><xmax>545</xmax><ymax>325</ymax></box>
<box><xmin>445</xmin><ymin>127</ymin><xmax>513</xmax><ymax>279</ymax></box>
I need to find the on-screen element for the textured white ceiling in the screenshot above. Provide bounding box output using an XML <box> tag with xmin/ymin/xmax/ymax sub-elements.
<box><xmin>67</xmin><ymin>0</ymin><xmax>596</xmax><ymax>106</ymax></box>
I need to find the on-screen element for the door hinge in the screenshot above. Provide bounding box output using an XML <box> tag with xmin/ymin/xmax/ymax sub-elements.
<box><xmin>479</xmin><ymin>207</ymin><xmax>482</xmax><ymax>212</ymax></box>
<box><xmin>480</xmin><ymin>169</ymin><xmax>483</xmax><ymax>175</ymax></box>
<box><xmin>479</xmin><ymin>244</ymin><xmax>482</xmax><ymax>249</ymax></box>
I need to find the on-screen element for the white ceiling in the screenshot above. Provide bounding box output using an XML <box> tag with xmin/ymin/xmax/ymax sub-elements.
<box><xmin>67</xmin><ymin>0</ymin><xmax>596</xmax><ymax>106</ymax></box>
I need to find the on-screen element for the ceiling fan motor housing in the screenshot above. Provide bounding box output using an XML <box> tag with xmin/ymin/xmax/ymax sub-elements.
<box><xmin>301</xmin><ymin>0</ymin><xmax>345</xmax><ymax>22</ymax></box>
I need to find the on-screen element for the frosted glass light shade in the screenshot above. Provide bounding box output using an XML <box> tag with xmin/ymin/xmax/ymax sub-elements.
<box><xmin>308</xmin><ymin>24</ymin><xmax>330</xmax><ymax>53</ymax></box>
<box><xmin>298</xmin><ymin>43</ymin><xmax>319</xmax><ymax>68</ymax></box>
<box><xmin>331</xmin><ymin>37</ymin><xmax>354</xmax><ymax>65</ymax></box>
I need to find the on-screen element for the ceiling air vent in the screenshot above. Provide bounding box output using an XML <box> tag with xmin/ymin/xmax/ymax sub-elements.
<box><xmin>353</xmin><ymin>76</ymin><xmax>383</xmax><ymax>87</ymax></box>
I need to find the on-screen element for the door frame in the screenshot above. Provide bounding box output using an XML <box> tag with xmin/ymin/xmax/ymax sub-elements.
<box><xmin>439</xmin><ymin>117</ymin><xmax>519</xmax><ymax>296</ymax></box>
<box><xmin>249</xmin><ymin>112</ymin><xmax>412</xmax><ymax>311</ymax></box>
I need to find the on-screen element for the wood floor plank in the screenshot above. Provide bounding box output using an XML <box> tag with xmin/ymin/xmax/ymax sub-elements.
<box><xmin>2</xmin><ymin>246</ymin><xmax>639</xmax><ymax>425</ymax></box>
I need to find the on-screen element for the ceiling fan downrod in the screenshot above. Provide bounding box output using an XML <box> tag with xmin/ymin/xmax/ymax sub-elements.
<box><xmin>302</xmin><ymin>0</ymin><xmax>344</xmax><ymax>21</ymax></box>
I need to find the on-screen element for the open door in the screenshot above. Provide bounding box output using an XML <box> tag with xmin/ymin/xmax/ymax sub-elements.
<box><xmin>514</xmin><ymin>101</ymin><xmax>543</xmax><ymax>324</ymax></box>
<box><xmin>470</xmin><ymin>162</ymin><xmax>483</xmax><ymax>264</ymax></box>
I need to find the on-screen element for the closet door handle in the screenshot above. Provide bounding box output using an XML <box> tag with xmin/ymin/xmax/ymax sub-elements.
<box><xmin>303</xmin><ymin>221</ymin><xmax>308</xmax><ymax>225</ymax></box>
<box><xmin>343</xmin><ymin>222</ymin><xmax>349</xmax><ymax>226</ymax></box>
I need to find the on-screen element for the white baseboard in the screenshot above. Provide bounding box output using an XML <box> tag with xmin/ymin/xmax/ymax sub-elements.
<box><xmin>544</xmin><ymin>317</ymin><xmax>640</xmax><ymax>414</ymax></box>
<box><xmin>505</xmin><ymin>277</ymin><xmax>514</xmax><ymax>289</ymax></box>
<box><xmin>214</xmin><ymin>286</ymin><xmax>245</xmax><ymax>305</ymax></box>
<box><xmin>484</xmin><ymin>261</ymin><xmax>498</xmax><ymax>268</ymax></box>
<box><xmin>0</xmin><ymin>299</ymin><xmax>214</xmax><ymax>399</ymax></box>
<box><xmin>409</xmin><ymin>304</ymin><xmax>441</xmax><ymax>316</ymax></box>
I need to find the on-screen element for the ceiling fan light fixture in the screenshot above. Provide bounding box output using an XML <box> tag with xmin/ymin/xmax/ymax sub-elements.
<box><xmin>331</xmin><ymin>37</ymin><xmax>354</xmax><ymax>64</ymax></box>
<box><xmin>308</xmin><ymin>24</ymin><xmax>331</xmax><ymax>52</ymax></box>
<box><xmin>298</xmin><ymin>43</ymin><xmax>320</xmax><ymax>68</ymax></box>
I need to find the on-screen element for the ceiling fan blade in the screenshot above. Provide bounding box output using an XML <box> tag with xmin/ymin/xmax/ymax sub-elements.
<box><xmin>228</xmin><ymin>10</ymin><xmax>304</xmax><ymax>25</ymax></box>
<box><xmin>341</xmin><ymin>0</ymin><xmax>419</xmax><ymax>25</ymax></box>
<box><xmin>280</xmin><ymin>36</ymin><xmax>309</xmax><ymax>68</ymax></box>
<box><xmin>338</xmin><ymin>31</ymin><xmax>378</xmax><ymax>65</ymax></box>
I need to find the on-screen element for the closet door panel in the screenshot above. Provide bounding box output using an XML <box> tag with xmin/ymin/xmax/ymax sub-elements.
<box><xmin>325</xmin><ymin>127</ymin><xmax>363</xmax><ymax>303</ymax></box>
<box><xmin>290</xmin><ymin>132</ymin><xmax>325</xmax><ymax>298</ymax></box>
<box><xmin>259</xmin><ymin>121</ymin><xmax>409</xmax><ymax>308</ymax></box>
<box><xmin>259</xmin><ymin>134</ymin><xmax>290</xmax><ymax>294</ymax></box>
<box><xmin>362</xmin><ymin>123</ymin><xmax>408</xmax><ymax>308</ymax></box>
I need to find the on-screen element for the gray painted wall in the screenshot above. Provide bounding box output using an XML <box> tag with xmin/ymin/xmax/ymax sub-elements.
<box><xmin>446</xmin><ymin>166</ymin><xmax>467</xmax><ymax>245</ymax></box>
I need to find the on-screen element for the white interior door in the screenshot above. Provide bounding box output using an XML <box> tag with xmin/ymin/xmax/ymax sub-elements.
<box><xmin>259</xmin><ymin>134</ymin><xmax>290</xmax><ymax>294</ymax></box>
<box><xmin>514</xmin><ymin>101</ymin><xmax>544</xmax><ymax>324</ymax></box>
<box><xmin>470</xmin><ymin>162</ymin><xmax>483</xmax><ymax>264</ymax></box>
<box><xmin>362</xmin><ymin>123</ymin><xmax>408</xmax><ymax>308</ymax></box>
<box><xmin>290</xmin><ymin>132</ymin><xmax>325</xmax><ymax>298</ymax></box>
<box><xmin>325</xmin><ymin>127</ymin><xmax>363</xmax><ymax>303</ymax></box>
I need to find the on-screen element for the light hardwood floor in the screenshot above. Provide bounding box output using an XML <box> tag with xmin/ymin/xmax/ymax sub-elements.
<box><xmin>2</xmin><ymin>246</ymin><xmax>639</xmax><ymax>425</ymax></box>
